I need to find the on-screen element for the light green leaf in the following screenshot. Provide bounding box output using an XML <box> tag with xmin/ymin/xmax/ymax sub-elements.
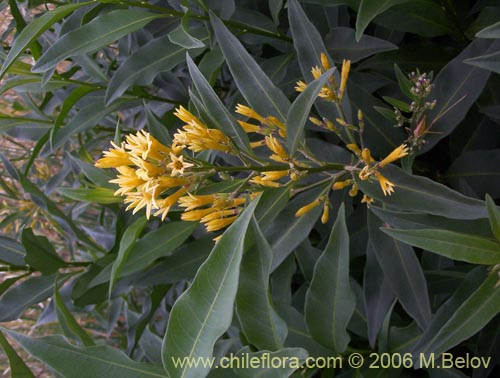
<box><xmin>91</xmin><ymin>221</ymin><xmax>197</xmax><ymax>286</ymax></box>
<box><xmin>412</xmin><ymin>271</ymin><xmax>500</xmax><ymax>365</ymax></box>
<box><xmin>356</xmin><ymin>165</ymin><xmax>490</xmax><ymax>219</ymax></box>
<box><xmin>32</xmin><ymin>10</ymin><xmax>162</xmax><ymax>73</ymax></box>
<box><xmin>186</xmin><ymin>54</ymin><xmax>252</xmax><ymax>155</ymax></box>
<box><xmin>0</xmin><ymin>2</ymin><xmax>93</xmax><ymax>79</ymax></box>
<box><xmin>236</xmin><ymin>218</ymin><xmax>288</xmax><ymax>351</ymax></box>
<box><xmin>382</xmin><ymin>228</ymin><xmax>500</xmax><ymax>265</ymax></box>
<box><xmin>54</xmin><ymin>283</ymin><xmax>94</xmax><ymax>347</ymax></box>
<box><xmin>286</xmin><ymin>68</ymin><xmax>334</xmax><ymax>156</ymax></box>
<box><xmin>368</xmin><ymin>212</ymin><xmax>431</xmax><ymax>329</ymax></box>
<box><xmin>464</xmin><ymin>50</ymin><xmax>500</xmax><ymax>74</ymax></box>
<box><xmin>106</xmin><ymin>32</ymin><xmax>208</xmax><ymax>105</ymax></box>
<box><xmin>476</xmin><ymin>20</ymin><xmax>500</xmax><ymax>38</ymax></box>
<box><xmin>210</xmin><ymin>13</ymin><xmax>290</xmax><ymax>121</ymax></box>
<box><xmin>355</xmin><ymin>0</ymin><xmax>410</xmax><ymax>41</ymax></box>
<box><xmin>2</xmin><ymin>330</ymin><xmax>166</xmax><ymax>378</ymax></box>
<box><xmin>162</xmin><ymin>197</ymin><xmax>260</xmax><ymax>378</ymax></box>
<box><xmin>233</xmin><ymin>346</ymin><xmax>307</xmax><ymax>377</ymax></box>
<box><xmin>305</xmin><ymin>204</ymin><xmax>355</xmax><ymax>353</ymax></box>
<box><xmin>486</xmin><ymin>194</ymin><xmax>500</xmax><ymax>243</ymax></box>
<box><xmin>0</xmin><ymin>330</ymin><xmax>35</xmax><ymax>378</ymax></box>
<box><xmin>21</xmin><ymin>228</ymin><xmax>65</xmax><ymax>275</ymax></box>
<box><xmin>108</xmin><ymin>217</ymin><xmax>147</xmax><ymax>298</ymax></box>
<box><xmin>57</xmin><ymin>187</ymin><xmax>122</xmax><ymax>204</ymax></box>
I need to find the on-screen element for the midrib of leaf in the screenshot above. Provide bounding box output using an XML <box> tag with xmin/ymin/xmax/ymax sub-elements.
<box><xmin>180</xmin><ymin>234</ymin><xmax>246</xmax><ymax>378</ymax></box>
<box><xmin>0</xmin><ymin>243</ymin><xmax>24</xmax><ymax>257</ymax></box>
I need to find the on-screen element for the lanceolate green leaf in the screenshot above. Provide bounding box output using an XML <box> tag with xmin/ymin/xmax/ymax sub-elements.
<box><xmin>486</xmin><ymin>194</ymin><xmax>500</xmax><ymax>242</ymax></box>
<box><xmin>286</xmin><ymin>68</ymin><xmax>334</xmax><ymax>156</ymax></box>
<box><xmin>186</xmin><ymin>54</ymin><xmax>252</xmax><ymax>155</ymax></box>
<box><xmin>413</xmin><ymin>271</ymin><xmax>500</xmax><ymax>364</ymax></box>
<box><xmin>305</xmin><ymin>204</ymin><xmax>355</xmax><ymax>353</ymax></box>
<box><xmin>0</xmin><ymin>2</ymin><xmax>93</xmax><ymax>79</ymax></box>
<box><xmin>464</xmin><ymin>50</ymin><xmax>500</xmax><ymax>74</ymax></box>
<box><xmin>0</xmin><ymin>235</ymin><xmax>26</xmax><ymax>266</ymax></box>
<box><xmin>57</xmin><ymin>187</ymin><xmax>122</xmax><ymax>204</ymax></box>
<box><xmin>368</xmin><ymin>212</ymin><xmax>431</xmax><ymax>329</ymax></box>
<box><xmin>233</xmin><ymin>346</ymin><xmax>307</xmax><ymax>377</ymax></box>
<box><xmin>21</xmin><ymin>228</ymin><xmax>65</xmax><ymax>275</ymax></box>
<box><xmin>210</xmin><ymin>13</ymin><xmax>290</xmax><ymax>122</ymax></box>
<box><xmin>382</xmin><ymin>228</ymin><xmax>500</xmax><ymax>265</ymax></box>
<box><xmin>356</xmin><ymin>165</ymin><xmax>490</xmax><ymax>219</ymax></box>
<box><xmin>0</xmin><ymin>330</ymin><xmax>35</xmax><ymax>378</ymax></box>
<box><xmin>108</xmin><ymin>217</ymin><xmax>147</xmax><ymax>298</ymax></box>
<box><xmin>2</xmin><ymin>330</ymin><xmax>166</xmax><ymax>378</ymax></box>
<box><xmin>162</xmin><ymin>197</ymin><xmax>260</xmax><ymax>378</ymax></box>
<box><xmin>236</xmin><ymin>218</ymin><xmax>288</xmax><ymax>351</ymax></box>
<box><xmin>476</xmin><ymin>20</ymin><xmax>500</xmax><ymax>39</ymax></box>
<box><xmin>106</xmin><ymin>33</ymin><xmax>208</xmax><ymax>105</ymax></box>
<box><xmin>355</xmin><ymin>0</ymin><xmax>410</xmax><ymax>41</ymax></box>
<box><xmin>32</xmin><ymin>10</ymin><xmax>162</xmax><ymax>73</ymax></box>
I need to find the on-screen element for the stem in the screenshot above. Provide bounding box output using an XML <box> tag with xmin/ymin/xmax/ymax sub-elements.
<box><xmin>335</xmin><ymin>102</ymin><xmax>357</xmax><ymax>145</ymax></box>
<box><xmin>193</xmin><ymin>162</ymin><xmax>345</xmax><ymax>173</ymax></box>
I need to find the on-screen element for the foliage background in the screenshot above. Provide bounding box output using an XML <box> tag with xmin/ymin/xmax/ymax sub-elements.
<box><xmin>0</xmin><ymin>0</ymin><xmax>500</xmax><ymax>377</ymax></box>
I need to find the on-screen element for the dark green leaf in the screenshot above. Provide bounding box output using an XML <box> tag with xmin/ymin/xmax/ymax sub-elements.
<box><xmin>355</xmin><ymin>0</ymin><xmax>410</xmax><ymax>41</ymax></box>
<box><xmin>368</xmin><ymin>212</ymin><xmax>431</xmax><ymax>329</ymax></box>
<box><xmin>236</xmin><ymin>218</ymin><xmax>287</xmax><ymax>351</ymax></box>
<box><xmin>476</xmin><ymin>20</ymin><xmax>500</xmax><ymax>38</ymax></box>
<box><xmin>286</xmin><ymin>68</ymin><xmax>334</xmax><ymax>156</ymax></box>
<box><xmin>325</xmin><ymin>27</ymin><xmax>397</xmax><ymax>63</ymax></box>
<box><xmin>0</xmin><ymin>330</ymin><xmax>35</xmax><ymax>378</ymax></box>
<box><xmin>382</xmin><ymin>228</ymin><xmax>500</xmax><ymax>265</ymax></box>
<box><xmin>233</xmin><ymin>346</ymin><xmax>307</xmax><ymax>377</ymax></box>
<box><xmin>32</xmin><ymin>10</ymin><xmax>162</xmax><ymax>73</ymax></box>
<box><xmin>0</xmin><ymin>236</ymin><xmax>26</xmax><ymax>266</ymax></box>
<box><xmin>0</xmin><ymin>2</ymin><xmax>93</xmax><ymax>79</ymax></box>
<box><xmin>210</xmin><ymin>12</ymin><xmax>290</xmax><ymax>121</ymax></box>
<box><xmin>305</xmin><ymin>204</ymin><xmax>356</xmax><ymax>353</ymax></box>
<box><xmin>168</xmin><ymin>24</ymin><xmax>205</xmax><ymax>49</ymax></box>
<box><xmin>21</xmin><ymin>228</ymin><xmax>65</xmax><ymax>275</ymax></box>
<box><xmin>162</xmin><ymin>197</ymin><xmax>260</xmax><ymax>378</ymax></box>
<box><xmin>486</xmin><ymin>194</ymin><xmax>500</xmax><ymax>243</ymax></box>
<box><xmin>3</xmin><ymin>330</ymin><xmax>166</xmax><ymax>378</ymax></box>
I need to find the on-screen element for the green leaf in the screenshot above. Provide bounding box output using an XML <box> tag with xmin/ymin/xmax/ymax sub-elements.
<box><xmin>57</xmin><ymin>187</ymin><xmax>122</xmax><ymax>204</ymax></box>
<box><xmin>54</xmin><ymin>283</ymin><xmax>94</xmax><ymax>347</ymax></box>
<box><xmin>325</xmin><ymin>27</ymin><xmax>397</xmax><ymax>63</ymax></box>
<box><xmin>394</xmin><ymin>63</ymin><xmax>413</xmax><ymax>99</ymax></box>
<box><xmin>168</xmin><ymin>24</ymin><xmax>206</xmax><ymax>49</ymax></box>
<box><xmin>233</xmin><ymin>346</ymin><xmax>308</xmax><ymax>377</ymax></box>
<box><xmin>2</xmin><ymin>330</ymin><xmax>166</xmax><ymax>378</ymax></box>
<box><xmin>186</xmin><ymin>54</ymin><xmax>253</xmax><ymax>155</ymax></box>
<box><xmin>305</xmin><ymin>204</ymin><xmax>356</xmax><ymax>353</ymax></box>
<box><xmin>476</xmin><ymin>20</ymin><xmax>500</xmax><ymax>38</ymax></box>
<box><xmin>286</xmin><ymin>68</ymin><xmax>334</xmax><ymax>156</ymax></box>
<box><xmin>486</xmin><ymin>194</ymin><xmax>500</xmax><ymax>243</ymax></box>
<box><xmin>381</xmin><ymin>228</ymin><xmax>500</xmax><ymax>265</ymax></box>
<box><xmin>68</xmin><ymin>155</ymin><xmax>116</xmax><ymax>189</ymax></box>
<box><xmin>32</xmin><ymin>10</ymin><xmax>162</xmax><ymax>73</ymax></box>
<box><xmin>412</xmin><ymin>271</ymin><xmax>500</xmax><ymax>365</ymax></box>
<box><xmin>91</xmin><ymin>221</ymin><xmax>197</xmax><ymax>286</ymax></box>
<box><xmin>368</xmin><ymin>212</ymin><xmax>431</xmax><ymax>329</ymax></box>
<box><xmin>0</xmin><ymin>330</ymin><xmax>35</xmax><ymax>378</ymax></box>
<box><xmin>355</xmin><ymin>0</ymin><xmax>410</xmax><ymax>41</ymax></box>
<box><xmin>0</xmin><ymin>2</ymin><xmax>93</xmax><ymax>79</ymax></box>
<box><xmin>162</xmin><ymin>197</ymin><xmax>260</xmax><ymax>378</ymax></box>
<box><xmin>269</xmin><ymin>0</ymin><xmax>284</xmax><ymax>25</ymax></box>
<box><xmin>106</xmin><ymin>32</ymin><xmax>208</xmax><ymax>105</ymax></box>
<box><xmin>356</xmin><ymin>165</ymin><xmax>490</xmax><ymax>219</ymax></box>
<box><xmin>0</xmin><ymin>236</ymin><xmax>26</xmax><ymax>266</ymax></box>
<box><xmin>108</xmin><ymin>217</ymin><xmax>147</xmax><ymax>298</ymax></box>
<box><xmin>236</xmin><ymin>218</ymin><xmax>288</xmax><ymax>351</ymax></box>
<box><xmin>419</xmin><ymin>39</ymin><xmax>499</xmax><ymax>154</ymax></box>
<box><xmin>210</xmin><ymin>12</ymin><xmax>290</xmax><ymax>122</ymax></box>
<box><xmin>21</xmin><ymin>228</ymin><xmax>65</xmax><ymax>275</ymax></box>
<box><xmin>464</xmin><ymin>50</ymin><xmax>500</xmax><ymax>74</ymax></box>
<box><xmin>0</xmin><ymin>274</ymin><xmax>67</xmax><ymax>322</ymax></box>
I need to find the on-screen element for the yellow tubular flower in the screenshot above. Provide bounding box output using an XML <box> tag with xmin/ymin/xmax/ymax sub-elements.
<box><xmin>320</xmin><ymin>52</ymin><xmax>331</xmax><ymax>70</ymax></box>
<box><xmin>332</xmin><ymin>179</ymin><xmax>353</xmax><ymax>190</ymax></box>
<box><xmin>261</xmin><ymin>170</ymin><xmax>289</xmax><ymax>181</ymax></box>
<box><xmin>205</xmin><ymin>216</ymin><xmax>239</xmax><ymax>232</ymax></box>
<box><xmin>348</xmin><ymin>183</ymin><xmax>359</xmax><ymax>197</ymax></box>
<box><xmin>295</xmin><ymin>199</ymin><xmax>321</xmax><ymax>217</ymax></box>
<box><xmin>295</xmin><ymin>81</ymin><xmax>307</xmax><ymax>93</ymax></box>
<box><xmin>265</xmin><ymin>135</ymin><xmax>289</xmax><ymax>160</ymax></box>
<box><xmin>201</xmin><ymin>208</ymin><xmax>242</xmax><ymax>223</ymax></box>
<box><xmin>361</xmin><ymin>148</ymin><xmax>374</xmax><ymax>164</ymax></box>
<box><xmin>346</xmin><ymin>143</ymin><xmax>361</xmax><ymax>156</ymax></box>
<box><xmin>154</xmin><ymin>187</ymin><xmax>188</xmax><ymax>221</ymax></box>
<box><xmin>309</xmin><ymin>117</ymin><xmax>323</xmax><ymax>127</ymax></box>
<box><xmin>95</xmin><ymin>141</ymin><xmax>132</xmax><ymax>168</ymax></box>
<box><xmin>178</xmin><ymin>193</ymin><xmax>216</xmax><ymax>211</ymax></box>
<box><xmin>311</xmin><ymin>66</ymin><xmax>323</xmax><ymax>80</ymax></box>
<box><xmin>213</xmin><ymin>197</ymin><xmax>246</xmax><ymax>210</ymax></box>
<box><xmin>110</xmin><ymin>166</ymin><xmax>146</xmax><ymax>196</ymax></box>
<box><xmin>339</xmin><ymin>59</ymin><xmax>351</xmax><ymax>100</ymax></box>
<box><xmin>235</xmin><ymin>104</ymin><xmax>265</xmax><ymax>122</ymax></box>
<box><xmin>250</xmin><ymin>140</ymin><xmax>267</xmax><ymax>149</ymax></box>
<box><xmin>173</xmin><ymin>122</ymin><xmax>235</xmax><ymax>154</ymax></box>
<box><xmin>167</xmin><ymin>153</ymin><xmax>194</xmax><ymax>176</ymax></box>
<box><xmin>181</xmin><ymin>207</ymin><xmax>218</xmax><ymax>221</ymax></box>
<box><xmin>361</xmin><ymin>195</ymin><xmax>374</xmax><ymax>206</ymax></box>
<box><xmin>375</xmin><ymin>171</ymin><xmax>395</xmax><ymax>196</ymax></box>
<box><xmin>124</xmin><ymin>191</ymin><xmax>157</xmax><ymax>220</ymax></box>
<box><xmin>174</xmin><ymin>105</ymin><xmax>203</xmax><ymax>126</ymax></box>
<box><xmin>250</xmin><ymin>176</ymin><xmax>282</xmax><ymax>188</ymax></box>
<box><xmin>321</xmin><ymin>202</ymin><xmax>329</xmax><ymax>224</ymax></box>
<box><xmin>125</xmin><ymin>130</ymin><xmax>170</xmax><ymax>161</ymax></box>
<box><xmin>265</xmin><ymin>116</ymin><xmax>287</xmax><ymax>137</ymax></box>
<box><xmin>378</xmin><ymin>144</ymin><xmax>409</xmax><ymax>168</ymax></box>
<box><xmin>237</xmin><ymin>120</ymin><xmax>261</xmax><ymax>133</ymax></box>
